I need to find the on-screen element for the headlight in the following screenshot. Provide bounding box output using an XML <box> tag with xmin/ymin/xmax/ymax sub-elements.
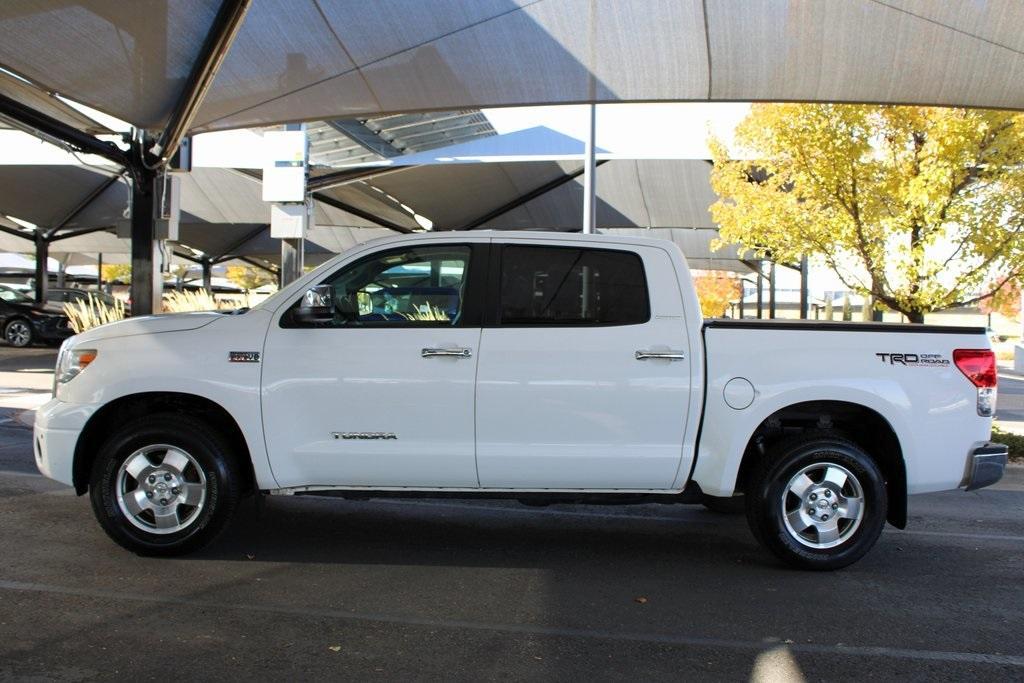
<box><xmin>56</xmin><ymin>348</ymin><xmax>98</xmax><ymax>386</ymax></box>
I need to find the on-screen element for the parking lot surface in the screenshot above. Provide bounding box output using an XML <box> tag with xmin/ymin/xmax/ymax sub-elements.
<box><xmin>1</xmin><ymin>346</ymin><xmax>1022</xmax><ymax>681</ymax></box>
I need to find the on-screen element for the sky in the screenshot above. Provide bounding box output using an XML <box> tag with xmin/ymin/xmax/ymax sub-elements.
<box><xmin>482</xmin><ymin>103</ymin><xmax>749</xmax><ymax>159</ymax></box>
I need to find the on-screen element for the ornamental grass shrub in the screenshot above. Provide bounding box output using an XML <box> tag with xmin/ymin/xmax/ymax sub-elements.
<box><xmin>63</xmin><ymin>294</ymin><xmax>127</xmax><ymax>333</ymax></box>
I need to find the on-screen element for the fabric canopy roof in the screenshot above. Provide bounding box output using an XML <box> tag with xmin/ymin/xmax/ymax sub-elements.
<box><xmin>0</xmin><ymin>164</ymin><xmax>387</xmax><ymax>264</ymax></box>
<box><xmin>0</xmin><ymin>69</ymin><xmax>111</xmax><ymax>135</ymax></box>
<box><xmin>0</xmin><ymin>165</ymin><xmax>388</xmax><ymax>231</ymax></box>
<box><xmin>0</xmin><ymin>140</ymin><xmax>749</xmax><ymax>271</ymax></box>
<box><xmin>2</xmin><ymin>1</ymin><xmax>1023</xmax><ymax>135</ymax></box>
<box><xmin>320</xmin><ymin>155</ymin><xmax>749</xmax><ymax>271</ymax></box>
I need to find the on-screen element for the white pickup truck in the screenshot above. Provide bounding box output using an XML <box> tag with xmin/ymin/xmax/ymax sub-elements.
<box><xmin>34</xmin><ymin>232</ymin><xmax>1007</xmax><ymax>569</ymax></box>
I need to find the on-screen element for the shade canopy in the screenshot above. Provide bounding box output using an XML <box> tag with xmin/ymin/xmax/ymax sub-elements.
<box><xmin>0</xmin><ymin>164</ymin><xmax>386</xmax><ymax>265</ymax></box>
<box><xmin>0</xmin><ymin>70</ymin><xmax>111</xmax><ymax>135</ymax></box>
<box><xmin>3</xmin><ymin>1</ymin><xmax>1023</xmax><ymax>136</ymax></box>
<box><xmin>0</xmin><ymin>164</ymin><xmax>386</xmax><ymax>230</ymax></box>
<box><xmin>318</xmin><ymin>149</ymin><xmax>749</xmax><ymax>271</ymax></box>
<box><xmin>0</xmin><ymin>124</ymin><xmax>749</xmax><ymax>271</ymax></box>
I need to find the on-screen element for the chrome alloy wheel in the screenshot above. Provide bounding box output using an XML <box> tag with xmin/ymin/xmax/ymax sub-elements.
<box><xmin>115</xmin><ymin>444</ymin><xmax>207</xmax><ymax>535</ymax></box>
<box><xmin>781</xmin><ymin>462</ymin><xmax>864</xmax><ymax>549</ymax></box>
<box><xmin>5</xmin><ymin>320</ymin><xmax>30</xmax><ymax>347</ymax></box>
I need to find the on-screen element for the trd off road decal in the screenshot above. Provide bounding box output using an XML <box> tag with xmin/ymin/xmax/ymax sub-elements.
<box><xmin>875</xmin><ymin>352</ymin><xmax>949</xmax><ymax>367</ymax></box>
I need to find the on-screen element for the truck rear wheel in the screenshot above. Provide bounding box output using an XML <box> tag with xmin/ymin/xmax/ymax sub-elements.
<box><xmin>746</xmin><ymin>435</ymin><xmax>886</xmax><ymax>570</ymax></box>
<box><xmin>88</xmin><ymin>414</ymin><xmax>242</xmax><ymax>556</ymax></box>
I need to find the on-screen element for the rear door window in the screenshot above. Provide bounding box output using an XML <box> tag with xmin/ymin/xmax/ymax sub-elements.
<box><xmin>498</xmin><ymin>245</ymin><xmax>649</xmax><ymax>325</ymax></box>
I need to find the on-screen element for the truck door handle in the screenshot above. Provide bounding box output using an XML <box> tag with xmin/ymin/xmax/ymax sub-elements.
<box><xmin>422</xmin><ymin>347</ymin><xmax>472</xmax><ymax>358</ymax></box>
<box><xmin>635</xmin><ymin>350</ymin><xmax>686</xmax><ymax>361</ymax></box>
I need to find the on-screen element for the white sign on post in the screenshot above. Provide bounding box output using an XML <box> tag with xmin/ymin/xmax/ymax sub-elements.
<box><xmin>262</xmin><ymin>130</ymin><xmax>307</xmax><ymax>203</ymax></box>
<box><xmin>270</xmin><ymin>203</ymin><xmax>311</xmax><ymax>239</ymax></box>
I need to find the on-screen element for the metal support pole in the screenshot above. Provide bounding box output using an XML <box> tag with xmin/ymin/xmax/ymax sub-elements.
<box><xmin>768</xmin><ymin>261</ymin><xmax>777</xmax><ymax>319</ymax></box>
<box><xmin>130</xmin><ymin>166</ymin><xmax>158</xmax><ymax>315</ymax></box>
<box><xmin>581</xmin><ymin>104</ymin><xmax>597</xmax><ymax>234</ymax></box>
<box><xmin>756</xmin><ymin>263</ymin><xmax>764</xmax><ymax>319</ymax></box>
<box><xmin>150</xmin><ymin>0</ymin><xmax>252</xmax><ymax>163</ymax></box>
<box><xmin>799</xmin><ymin>255</ymin><xmax>809</xmax><ymax>320</ymax></box>
<box><xmin>97</xmin><ymin>253</ymin><xmax>103</xmax><ymax>291</ymax></box>
<box><xmin>280</xmin><ymin>238</ymin><xmax>303</xmax><ymax>287</ymax></box>
<box><xmin>34</xmin><ymin>233</ymin><xmax>48</xmax><ymax>304</ymax></box>
<box><xmin>56</xmin><ymin>260</ymin><xmax>66</xmax><ymax>289</ymax></box>
<box><xmin>201</xmin><ymin>258</ymin><xmax>213</xmax><ymax>292</ymax></box>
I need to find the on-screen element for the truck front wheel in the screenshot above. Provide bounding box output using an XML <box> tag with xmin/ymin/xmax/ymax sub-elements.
<box><xmin>88</xmin><ymin>414</ymin><xmax>242</xmax><ymax>556</ymax></box>
<box><xmin>746</xmin><ymin>435</ymin><xmax>887</xmax><ymax>570</ymax></box>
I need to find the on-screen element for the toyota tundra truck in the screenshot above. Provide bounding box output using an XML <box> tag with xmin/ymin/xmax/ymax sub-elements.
<box><xmin>33</xmin><ymin>231</ymin><xmax>1008</xmax><ymax>569</ymax></box>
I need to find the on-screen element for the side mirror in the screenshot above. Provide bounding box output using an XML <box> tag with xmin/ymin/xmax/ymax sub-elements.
<box><xmin>295</xmin><ymin>284</ymin><xmax>334</xmax><ymax>324</ymax></box>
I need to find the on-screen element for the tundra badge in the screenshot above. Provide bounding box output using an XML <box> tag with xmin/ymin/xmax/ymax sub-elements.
<box><xmin>332</xmin><ymin>432</ymin><xmax>398</xmax><ymax>440</ymax></box>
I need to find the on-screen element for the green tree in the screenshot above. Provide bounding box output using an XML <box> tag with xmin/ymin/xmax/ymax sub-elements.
<box><xmin>711</xmin><ymin>104</ymin><xmax>1024</xmax><ymax>322</ymax></box>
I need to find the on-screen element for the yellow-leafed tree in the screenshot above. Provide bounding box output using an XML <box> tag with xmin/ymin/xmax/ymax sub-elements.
<box><xmin>711</xmin><ymin>104</ymin><xmax>1024</xmax><ymax>322</ymax></box>
<box><xmin>693</xmin><ymin>272</ymin><xmax>741</xmax><ymax>318</ymax></box>
<box><xmin>226</xmin><ymin>265</ymin><xmax>273</xmax><ymax>292</ymax></box>
<box><xmin>100</xmin><ymin>263</ymin><xmax>131</xmax><ymax>283</ymax></box>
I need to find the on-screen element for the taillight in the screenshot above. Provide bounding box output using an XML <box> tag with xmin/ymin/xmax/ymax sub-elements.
<box><xmin>954</xmin><ymin>349</ymin><xmax>997</xmax><ymax>416</ymax></box>
<box><xmin>953</xmin><ymin>349</ymin><xmax>997</xmax><ymax>387</ymax></box>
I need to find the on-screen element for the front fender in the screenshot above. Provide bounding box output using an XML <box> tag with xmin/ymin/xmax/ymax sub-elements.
<box><xmin>59</xmin><ymin>310</ymin><xmax>278</xmax><ymax>490</ymax></box>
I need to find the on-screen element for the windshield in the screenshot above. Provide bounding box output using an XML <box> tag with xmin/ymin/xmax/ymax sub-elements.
<box><xmin>0</xmin><ymin>284</ymin><xmax>33</xmax><ymax>304</ymax></box>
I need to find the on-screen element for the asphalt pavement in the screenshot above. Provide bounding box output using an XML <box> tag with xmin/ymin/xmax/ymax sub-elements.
<box><xmin>0</xmin><ymin>345</ymin><xmax>1022</xmax><ymax>681</ymax></box>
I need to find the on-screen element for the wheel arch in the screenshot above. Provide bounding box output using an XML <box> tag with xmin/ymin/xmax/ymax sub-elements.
<box><xmin>734</xmin><ymin>400</ymin><xmax>907</xmax><ymax>529</ymax></box>
<box><xmin>72</xmin><ymin>391</ymin><xmax>256</xmax><ymax>496</ymax></box>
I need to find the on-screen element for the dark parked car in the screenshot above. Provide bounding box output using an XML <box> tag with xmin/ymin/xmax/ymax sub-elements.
<box><xmin>46</xmin><ymin>287</ymin><xmax>128</xmax><ymax>314</ymax></box>
<box><xmin>0</xmin><ymin>284</ymin><xmax>74</xmax><ymax>347</ymax></box>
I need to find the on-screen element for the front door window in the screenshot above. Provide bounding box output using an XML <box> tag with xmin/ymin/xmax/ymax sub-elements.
<box><xmin>289</xmin><ymin>245</ymin><xmax>472</xmax><ymax>327</ymax></box>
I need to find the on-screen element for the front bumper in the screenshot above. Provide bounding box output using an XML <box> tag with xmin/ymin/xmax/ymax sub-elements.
<box><xmin>965</xmin><ymin>444</ymin><xmax>1009</xmax><ymax>492</ymax></box>
<box><xmin>34</xmin><ymin>316</ymin><xmax>74</xmax><ymax>342</ymax></box>
<box><xmin>33</xmin><ymin>399</ymin><xmax>95</xmax><ymax>488</ymax></box>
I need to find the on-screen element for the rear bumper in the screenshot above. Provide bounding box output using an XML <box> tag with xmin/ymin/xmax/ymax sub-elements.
<box><xmin>965</xmin><ymin>444</ymin><xmax>1009</xmax><ymax>492</ymax></box>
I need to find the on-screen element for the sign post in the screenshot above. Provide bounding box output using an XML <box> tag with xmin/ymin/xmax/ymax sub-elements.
<box><xmin>263</xmin><ymin>126</ymin><xmax>308</xmax><ymax>286</ymax></box>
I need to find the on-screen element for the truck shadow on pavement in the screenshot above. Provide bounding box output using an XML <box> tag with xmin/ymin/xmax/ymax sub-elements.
<box><xmin>196</xmin><ymin>495</ymin><xmax>772</xmax><ymax>569</ymax></box>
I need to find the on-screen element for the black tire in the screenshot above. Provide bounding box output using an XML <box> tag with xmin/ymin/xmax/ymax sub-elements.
<box><xmin>701</xmin><ymin>495</ymin><xmax>745</xmax><ymax>514</ymax></box>
<box><xmin>4</xmin><ymin>318</ymin><xmax>33</xmax><ymax>347</ymax></box>
<box><xmin>89</xmin><ymin>414</ymin><xmax>242</xmax><ymax>556</ymax></box>
<box><xmin>745</xmin><ymin>434</ymin><xmax>887</xmax><ymax>570</ymax></box>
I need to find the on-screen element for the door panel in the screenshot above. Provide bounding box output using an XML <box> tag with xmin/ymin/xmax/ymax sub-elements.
<box><xmin>475</xmin><ymin>244</ymin><xmax>692</xmax><ymax>490</ymax></box>
<box><xmin>262</xmin><ymin>327</ymin><xmax>480</xmax><ymax>488</ymax></box>
<box><xmin>261</xmin><ymin>242</ymin><xmax>483</xmax><ymax>489</ymax></box>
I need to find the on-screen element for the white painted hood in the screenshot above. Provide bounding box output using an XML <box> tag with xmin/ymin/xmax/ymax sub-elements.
<box><xmin>69</xmin><ymin>312</ymin><xmax>225</xmax><ymax>343</ymax></box>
